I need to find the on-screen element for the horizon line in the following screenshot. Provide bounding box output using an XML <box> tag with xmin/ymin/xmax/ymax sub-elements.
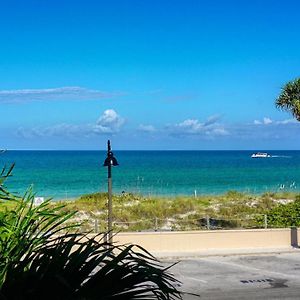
<box><xmin>2</xmin><ymin>149</ymin><xmax>300</xmax><ymax>152</ymax></box>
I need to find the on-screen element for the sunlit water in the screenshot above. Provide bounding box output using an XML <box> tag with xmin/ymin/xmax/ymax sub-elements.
<box><xmin>1</xmin><ymin>150</ymin><xmax>300</xmax><ymax>199</ymax></box>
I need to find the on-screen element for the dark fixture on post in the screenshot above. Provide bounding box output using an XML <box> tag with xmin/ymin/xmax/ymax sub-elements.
<box><xmin>103</xmin><ymin>140</ymin><xmax>118</xmax><ymax>244</ymax></box>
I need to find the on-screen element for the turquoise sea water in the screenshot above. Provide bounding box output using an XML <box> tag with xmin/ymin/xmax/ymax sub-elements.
<box><xmin>1</xmin><ymin>150</ymin><xmax>300</xmax><ymax>199</ymax></box>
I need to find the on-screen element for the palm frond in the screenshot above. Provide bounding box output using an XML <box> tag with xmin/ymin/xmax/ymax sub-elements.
<box><xmin>0</xmin><ymin>164</ymin><xmax>183</xmax><ymax>299</ymax></box>
<box><xmin>276</xmin><ymin>78</ymin><xmax>300</xmax><ymax>120</ymax></box>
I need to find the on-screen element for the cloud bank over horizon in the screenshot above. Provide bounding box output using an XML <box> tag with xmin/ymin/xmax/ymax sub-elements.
<box><xmin>12</xmin><ymin>110</ymin><xmax>300</xmax><ymax>149</ymax></box>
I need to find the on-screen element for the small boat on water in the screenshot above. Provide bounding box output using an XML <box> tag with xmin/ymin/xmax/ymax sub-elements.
<box><xmin>251</xmin><ymin>152</ymin><xmax>271</xmax><ymax>158</ymax></box>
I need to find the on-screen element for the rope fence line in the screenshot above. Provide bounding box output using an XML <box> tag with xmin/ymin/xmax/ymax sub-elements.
<box><xmin>88</xmin><ymin>213</ymin><xmax>300</xmax><ymax>233</ymax></box>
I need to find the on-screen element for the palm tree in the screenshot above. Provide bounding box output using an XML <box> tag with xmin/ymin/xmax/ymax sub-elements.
<box><xmin>276</xmin><ymin>78</ymin><xmax>300</xmax><ymax>121</ymax></box>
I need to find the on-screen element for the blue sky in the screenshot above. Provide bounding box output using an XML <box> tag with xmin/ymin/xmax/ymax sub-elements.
<box><xmin>1</xmin><ymin>0</ymin><xmax>300</xmax><ymax>150</ymax></box>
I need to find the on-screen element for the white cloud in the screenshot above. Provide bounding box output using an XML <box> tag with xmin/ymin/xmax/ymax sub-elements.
<box><xmin>263</xmin><ymin>117</ymin><xmax>272</xmax><ymax>125</ymax></box>
<box><xmin>16</xmin><ymin>109</ymin><xmax>125</xmax><ymax>138</ymax></box>
<box><xmin>0</xmin><ymin>86</ymin><xmax>120</xmax><ymax>103</ymax></box>
<box><xmin>138</xmin><ymin>124</ymin><xmax>156</xmax><ymax>133</ymax></box>
<box><xmin>253</xmin><ymin>117</ymin><xmax>272</xmax><ymax>125</ymax></box>
<box><xmin>230</xmin><ymin>116</ymin><xmax>300</xmax><ymax>142</ymax></box>
<box><xmin>276</xmin><ymin>118</ymin><xmax>298</xmax><ymax>125</ymax></box>
<box><xmin>175</xmin><ymin>119</ymin><xmax>203</xmax><ymax>133</ymax></box>
<box><xmin>16</xmin><ymin>124</ymin><xmax>89</xmax><ymax>139</ymax></box>
<box><xmin>203</xmin><ymin>114</ymin><xmax>222</xmax><ymax>126</ymax></box>
<box><xmin>168</xmin><ymin>115</ymin><xmax>228</xmax><ymax>137</ymax></box>
<box><xmin>210</xmin><ymin>128</ymin><xmax>229</xmax><ymax>136</ymax></box>
<box><xmin>254</xmin><ymin>117</ymin><xmax>299</xmax><ymax>126</ymax></box>
<box><xmin>93</xmin><ymin>109</ymin><xmax>125</xmax><ymax>134</ymax></box>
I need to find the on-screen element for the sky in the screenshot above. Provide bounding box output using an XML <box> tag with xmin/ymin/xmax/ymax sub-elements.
<box><xmin>1</xmin><ymin>0</ymin><xmax>300</xmax><ymax>150</ymax></box>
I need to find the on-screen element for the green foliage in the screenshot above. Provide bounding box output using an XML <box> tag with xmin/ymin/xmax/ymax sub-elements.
<box><xmin>53</xmin><ymin>189</ymin><xmax>300</xmax><ymax>231</ymax></box>
<box><xmin>0</xmin><ymin>166</ymin><xmax>182</xmax><ymax>300</ymax></box>
<box><xmin>224</xmin><ymin>190</ymin><xmax>245</xmax><ymax>200</ymax></box>
<box><xmin>276</xmin><ymin>77</ymin><xmax>300</xmax><ymax>121</ymax></box>
<box><xmin>264</xmin><ymin>196</ymin><xmax>300</xmax><ymax>228</ymax></box>
<box><xmin>57</xmin><ymin>190</ymin><xmax>292</xmax><ymax>231</ymax></box>
<box><xmin>1</xmin><ymin>235</ymin><xmax>182</xmax><ymax>300</ymax></box>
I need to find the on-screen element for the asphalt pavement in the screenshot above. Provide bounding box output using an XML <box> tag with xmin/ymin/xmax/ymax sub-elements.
<box><xmin>162</xmin><ymin>251</ymin><xmax>300</xmax><ymax>299</ymax></box>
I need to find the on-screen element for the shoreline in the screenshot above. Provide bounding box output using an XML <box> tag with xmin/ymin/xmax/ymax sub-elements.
<box><xmin>53</xmin><ymin>189</ymin><xmax>300</xmax><ymax>202</ymax></box>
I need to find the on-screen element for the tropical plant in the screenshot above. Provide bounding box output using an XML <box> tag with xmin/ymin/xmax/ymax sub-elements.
<box><xmin>0</xmin><ymin>165</ymin><xmax>183</xmax><ymax>300</ymax></box>
<box><xmin>262</xmin><ymin>195</ymin><xmax>300</xmax><ymax>228</ymax></box>
<box><xmin>276</xmin><ymin>77</ymin><xmax>300</xmax><ymax>121</ymax></box>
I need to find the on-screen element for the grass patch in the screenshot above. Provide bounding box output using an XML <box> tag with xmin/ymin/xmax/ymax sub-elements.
<box><xmin>44</xmin><ymin>191</ymin><xmax>299</xmax><ymax>231</ymax></box>
<box><xmin>3</xmin><ymin>191</ymin><xmax>298</xmax><ymax>232</ymax></box>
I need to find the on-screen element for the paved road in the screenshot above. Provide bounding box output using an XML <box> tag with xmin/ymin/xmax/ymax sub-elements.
<box><xmin>163</xmin><ymin>252</ymin><xmax>300</xmax><ymax>299</ymax></box>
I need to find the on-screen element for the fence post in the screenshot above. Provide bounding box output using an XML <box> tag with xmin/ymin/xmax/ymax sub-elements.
<box><xmin>291</xmin><ymin>227</ymin><xmax>298</xmax><ymax>248</ymax></box>
<box><xmin>94</xmin><ymin>219</ymin><xmax>99</xmax><ymax>233</ymax></box>
<box><xmin>206</xmin><ymin>216</ymin><xmax>210</xmax><ymax>230</ymax></box>
<box><xmin>264</xmin><ymin>214</ymin><xmax>268</xmax><ymax>229</ymax></box>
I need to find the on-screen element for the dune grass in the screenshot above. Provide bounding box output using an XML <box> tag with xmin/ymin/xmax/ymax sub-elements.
<box><xmin>1</xmin><ymin>188</ymin><xmax>298</xmax><ymax>232</ymax></box>
<box><xmin>46</xmin><ymin>190</ymin><xmax>300</xmax><ymax>232</ymax></box>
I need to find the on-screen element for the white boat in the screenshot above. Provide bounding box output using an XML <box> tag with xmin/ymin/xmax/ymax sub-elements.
<box><xmin>251</xmin><ymin>152</ymin><xmax>271</xmax><ymax>158</ymax></box>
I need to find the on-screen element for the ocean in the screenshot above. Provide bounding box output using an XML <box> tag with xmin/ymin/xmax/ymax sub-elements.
<box><xmin>1</xmin><ymin>150</ymin><xmax>300</xmax><ymax>200</ymax></box>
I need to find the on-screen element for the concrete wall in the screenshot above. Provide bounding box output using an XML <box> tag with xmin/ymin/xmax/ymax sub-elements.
<box><xmin>111</xmin><ymin>229</ymin><xmax>293</xmax><ymax>253</ymax></box>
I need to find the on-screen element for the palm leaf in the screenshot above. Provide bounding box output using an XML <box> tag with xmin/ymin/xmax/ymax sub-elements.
<box><xmin>276</xmin><ymin>78</ymin><xmax>300</xmax><ymax>120</ymax></box>
<box><xmin>0</xmin><ymin>164</ymin><xmax>184</xmax><ymax>299</ymax></box>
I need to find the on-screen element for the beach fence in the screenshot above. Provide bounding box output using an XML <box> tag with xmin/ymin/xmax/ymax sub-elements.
<box><xmin>88</xmin><ymin>213</ymin><xmax>294</xmax><ymax>234</ymax></box>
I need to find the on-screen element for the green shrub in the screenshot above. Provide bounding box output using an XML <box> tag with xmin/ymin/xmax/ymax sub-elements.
<box><xmin>265</xmin><ymin>198</ymin><xmax>300</xmax><ymax>228</ymax></box>
<box><xmin>0</xmin><ymin>165</ymin><xmax>182</xmax><ymax>300</ymax></box>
